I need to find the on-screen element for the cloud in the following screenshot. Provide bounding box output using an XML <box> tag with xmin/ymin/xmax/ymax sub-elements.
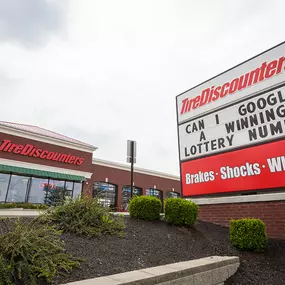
<box><xmin>0</xmin><ymin>70</ymin><xmax>19</xmax><ymax>86</ymax></box>
<box><xmin>0</xmin><ymin>0</ymin><xmax>284</xmax><ymax>176</ymax></box>
<box><xmin>0</xmin><ymin>0</ymin><xmax>67</xmax><ymax>47</ymax></box>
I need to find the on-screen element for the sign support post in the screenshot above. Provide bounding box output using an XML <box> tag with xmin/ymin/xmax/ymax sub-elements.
<box><xmin>130</xmin><ymin>153</ymin><xmax>134</xmax><ymax>198</ymax></box>
<box><xmin>127</xmin><ymin>140</ymin><xmax>137</xmax><ymax>198</ymax></box>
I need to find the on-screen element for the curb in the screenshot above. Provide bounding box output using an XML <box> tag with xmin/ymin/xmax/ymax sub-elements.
<box><xmin>62</xmin><ymin>256</ymin><xmax>240</xmax><ymax>285</ymax></box>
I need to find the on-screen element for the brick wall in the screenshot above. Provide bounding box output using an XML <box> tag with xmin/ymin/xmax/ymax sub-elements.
<box><xmin>198</xmin><ymin>201</ymin><xmax>285</xmax><ymax>239</ymax></box>
<box><xmin>83</xmin><ymin>164</ymin><xmax>181</xmax><ymax>210</ymax></box>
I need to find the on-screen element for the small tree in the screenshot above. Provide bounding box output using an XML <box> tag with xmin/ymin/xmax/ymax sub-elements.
<box><xmin>44</xmin><ymin>186</ymin><xmax>70</xmax><ymax>206</ymax></box>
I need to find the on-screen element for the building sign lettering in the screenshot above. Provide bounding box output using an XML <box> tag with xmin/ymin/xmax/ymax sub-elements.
<box><xmin>0</xmin><ymin>139</ymin><xmax>84</xmax><ymax>165</ymax></box>
<box><xmin>179</xmin><ymin>86</ymin><xmax>285</xmax><ymax>161</ymax></box>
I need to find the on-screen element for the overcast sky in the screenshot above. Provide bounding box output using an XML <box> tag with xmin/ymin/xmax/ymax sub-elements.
<box><xmin>0</xmin><ymin>0</ymin><xmax>284</xmax><ymax>175</ymax></box>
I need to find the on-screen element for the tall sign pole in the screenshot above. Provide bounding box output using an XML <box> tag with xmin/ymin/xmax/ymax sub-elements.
<box><xmin>127</xmin><ymin>140</ymin><xmax>137</xmax><ymax>198</ymax></box>
<box><xmin>130</xmin><ymin>151</ymin><xmax>134</xmax><ymax>198</ymax></box>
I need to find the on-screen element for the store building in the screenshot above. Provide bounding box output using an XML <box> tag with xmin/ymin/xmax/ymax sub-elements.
<box><xmin>0</xmin><ymin>122</ymin><xmax>180</xmax><ymax>209</ymax></box>
<box><xmin>90</xmin><ymin>159</ymin><xmax>180</xmax><ymax>211</ymax></box>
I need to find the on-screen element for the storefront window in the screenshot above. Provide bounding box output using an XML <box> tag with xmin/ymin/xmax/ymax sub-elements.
<box><xmin>44</xmin><ymin>179</ymin><xmax>70</xmax><ymax>205</ymax></box>
<box><xmin>73</xmin><ymin>182</ymin><xmax>82</xmax><ymax>199</ymax></box>
<box><xmin>93</xmin><ymin>182</ymin><xmax>117</xmax><ymax>209</ymax></box>
<box><xmin>0</xmin><ymin>173</ymin><xmax>10</xmax><ymax>202</ymax></box>
<box><xmin>6</xmin><ymin>175</ymin><xmax>29</xmax><ymax>203</ymax></box>
<box><xmin>146</xmin><ymin>188</ymin><xmax>163</xmax><ymax>199</ymax></box>
<box><xmin>65</xmin><ymin>181</ymin><xmax>73</xmax><ymax>191</ymax></box>
<box><xmin>48</xmin><ymin>179</ymin><xmax>65</xmax><ymax>190</ymax></box>
<box><xmin>166</xmin><ymin>191</ymin><xmax>180</xmax><ymax>198</ymax></box>
<box><xmin>27</xmin><ymin>177</ymin><xmax>49</xmax><ymax>204</ymax></box>
<box><xmin>121</xmin><ymin>185</ymin><xmax>142</xmax><ymax>211</ymax></box>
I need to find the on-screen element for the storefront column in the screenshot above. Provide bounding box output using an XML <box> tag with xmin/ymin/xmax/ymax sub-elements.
<box><xmin>82</xmin><ymin>180</ymin><xmax>92</xmax><ymax>198</ymax></box>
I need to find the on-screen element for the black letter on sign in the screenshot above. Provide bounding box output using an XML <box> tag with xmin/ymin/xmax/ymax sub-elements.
<box><xmin>215</xmin><ymin>114</ymin><xmax>220</xmax><ymax>125</ymax></box>
<box><xmin>200</xmin><ymin>131</ymin><xmax>206</xmax><ymax>141</ymax></box>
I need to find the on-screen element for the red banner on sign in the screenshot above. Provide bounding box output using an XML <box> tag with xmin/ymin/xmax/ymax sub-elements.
<box><xmin>181</xmin><ymin>140</ymin><xmax>285</xmax><ymax>197</ymax></box>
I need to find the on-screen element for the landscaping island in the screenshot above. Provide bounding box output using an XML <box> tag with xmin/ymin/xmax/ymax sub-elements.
<box><xmin>55</xmin><ymin>218</ymin><xmax>285</xmax><ymax>285</ymax></box>
<box><xmin>0</xmin><ymin>198</ymin><xmax>284</xmax><ymax>285</ymax></box>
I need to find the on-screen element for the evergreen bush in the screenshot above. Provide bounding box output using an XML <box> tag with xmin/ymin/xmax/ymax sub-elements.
<box><xmin>0</xmin><ymin>254</ymin><xmax>12</xmax><ymax>285</ymax></box>
<box><xmin>129</xmin><ymin>196</ymin><xmax>162</xmax><ymax>221</ymax></box>
<box><xmin>42</xmin><ymin>197</ymin><xmax>125</xmax><ymax>237</ymax></box>
<box><xmin>164</xmin><ymin>198</ymin><xmax>199</xmax><ymax>227</ymax></box>
<box><xmin>0</xmin><ymin>217</ymin><xmax>79</xmax><ymax>285</ymax></box>
<box><xmin>230</xmin><ymin>218</ymin><xmax>268</xmax><ymax>251</ymax></box>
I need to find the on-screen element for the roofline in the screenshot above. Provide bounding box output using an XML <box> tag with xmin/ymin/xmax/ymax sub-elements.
<box><xmin>1</xmin><ymin>121</ymin><xmax>96</xmax><ymax>148</ymax></box>
<box><xmin>0</xmin><ymin>123</ymin><xmax>98</xmax><ymax>153</ymax></box>
<box><xmin>92</xmin><ymin>158</ymin><xmax>180</xmax><ymax>181</ymax></box>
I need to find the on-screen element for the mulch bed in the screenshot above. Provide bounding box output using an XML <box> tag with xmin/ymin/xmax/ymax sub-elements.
<box><xmin>52</xmin><ymin>218</ymin><xmax>285</xmax><ymax>285</ymax></box>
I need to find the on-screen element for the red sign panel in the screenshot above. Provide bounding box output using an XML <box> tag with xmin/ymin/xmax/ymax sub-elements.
<box><xmin>181</xmin><ymin>140</ymin><xmax>285</xmax><ymax>197</ymax></box>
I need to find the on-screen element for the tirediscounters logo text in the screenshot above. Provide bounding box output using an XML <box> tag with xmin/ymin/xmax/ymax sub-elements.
<box><xmin>176</xmin><ymin>42</ymin><xmax>285</xmax><ymax>197</ymax></box>
<box><xmin>180</xmin><ymin>56</ymin><xmax>285</xmax><ymax>115</ymax></box>
<box><xmin>0</xmin><ymin>140</ymin><xmax>84</xmax><ymax>166</ymax></box>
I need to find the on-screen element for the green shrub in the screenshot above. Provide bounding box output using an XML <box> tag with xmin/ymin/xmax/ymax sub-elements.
<box><xmin>0</xmin><ymin>202</ymin><xmax>49</xmax><ymax>210</ymax></box>
<box><xmin>164</xmin><ymin>198</ymin><xmax>199</xmax><ymax>227</ymax></box>
<box><xmin>230</xmin><ymin>218</ymin><xmax>268</xmax><ymax>251</ymax></box>
<box><xmin>0</xmin><ymin>254</ymin><xmax>12</xmax><ymax>285</ymax></box>
<box><xmin>42</xmin><ymin>197</ymin><xmax>125</xmax><ymax>237</ymax></box>
<box><xmin>129</xmin><ymin>196</ymin><xmax>162</xmax><ymax>221</ymax></box>
<box><xmin>0</xmin><ymin>217</ymin><xmax>79</xmax><ymax>285</ymax></box>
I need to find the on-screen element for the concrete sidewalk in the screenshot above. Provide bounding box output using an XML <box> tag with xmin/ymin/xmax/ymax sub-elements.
<box><xmin>0</xmin><ymin>210</ymin><xmax>163</xmax><ymax>218</ymax></box>
<box><xmin>0</xmin><ymin>209</ymin><xmax>128</xmax><ymax>217</ymax></box>
<box><xmin>0</xmin><ymin>209</ymin><xmax>45</xmax><ymax>217</ymax></box>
